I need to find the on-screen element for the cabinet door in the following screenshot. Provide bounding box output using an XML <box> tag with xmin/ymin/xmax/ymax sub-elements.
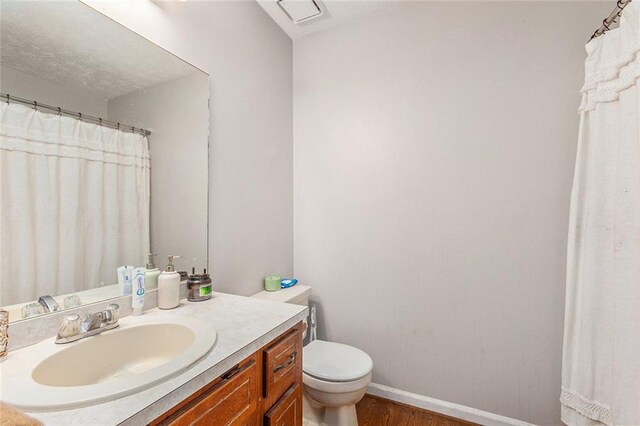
<box><xmin>157</xmin><ymin>359</ymin><xmax>258</xmax><ymax>426</ymax></box>
<box><xmin>263</xmin><ymin>327</ymin><xmax>303</xmax><ymax>409</ymax></box>
<box><xmin>264</xmin><ymin>384</ymin><xmax>302</xmax><ymax>426</ymax></box>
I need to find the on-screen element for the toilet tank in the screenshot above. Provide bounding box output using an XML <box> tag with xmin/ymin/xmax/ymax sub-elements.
<box><xmin>251</xmin><ymin>284</ymin><xmax>311</xmax><ymax>306</ymax></box>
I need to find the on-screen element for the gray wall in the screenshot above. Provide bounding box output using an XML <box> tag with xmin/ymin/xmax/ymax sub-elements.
<box><xmin>293</xmin><ymin>2</ymin><xmax>609</xmax><ymax>424</ymax></box>
<box><xmin>86</xmin><ymin>0</ymin><xmax>293</xmax><ymax>295</ymax></box>
<box><xmin>108</xmin><ymin>73</ymin><xmax>209</xmax><ymax>274</ymax></box>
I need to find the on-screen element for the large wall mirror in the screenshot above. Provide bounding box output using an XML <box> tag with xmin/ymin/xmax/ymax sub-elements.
<box><xmin>0</xmin><ymin>1</ymin><xmax>209</xmax><ymax>322</ymax></box>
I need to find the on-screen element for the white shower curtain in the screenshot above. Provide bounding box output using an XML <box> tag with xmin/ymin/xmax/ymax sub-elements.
<box><xmin>0</xmin><ymin>102</ymin><xmax>150</xmax><ymax>306</ymax></box>
<box><xmin>561</xmin><ymin>3</ymin><xmax>640</xmax><ymax>425</ymax></box>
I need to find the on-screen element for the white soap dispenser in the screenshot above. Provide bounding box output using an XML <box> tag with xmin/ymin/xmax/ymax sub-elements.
<box><xmin>158</xmin><ymin>255</ymin><xmax>181</xmax><ymax>309</ymax></box>
<box><xmin>145</xmin><ymin>253</ymin><xmax>161</xmax><ymax>290</ymax></box>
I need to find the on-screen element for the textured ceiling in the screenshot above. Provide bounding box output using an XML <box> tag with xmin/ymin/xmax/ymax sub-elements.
<box><xmin>0</xmin><ymin>0</ymin><xmax>199</xmax><ymax>100</ymax></box>
<box><xmin>256</xmin><ymin>0</ymin><xmax>403</xmax><ymax>39</ymax></box>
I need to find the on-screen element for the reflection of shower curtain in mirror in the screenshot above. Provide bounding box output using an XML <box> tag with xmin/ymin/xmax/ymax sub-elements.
<box><xmin>0</xmin><ymin>102</ymin><xmax>150</xmax><ymax>306</ymax></box>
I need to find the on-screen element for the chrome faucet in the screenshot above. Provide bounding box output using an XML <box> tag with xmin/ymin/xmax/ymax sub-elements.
<box><xmin>38</xmin><ymin>295</ymin><xmax>60</xmax><ymax>313</ymax></box>
<box><xmin>81</xmin><ymin>311</ymin><xmax>105</xmax><ymax>333</ymax></box>
<box><xmin>55</xmin><ymin>304</ymin><xmax>120</xmax><ymax>344</ymax></box>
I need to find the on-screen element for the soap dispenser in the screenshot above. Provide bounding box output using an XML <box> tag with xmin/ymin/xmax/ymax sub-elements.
<box><xmin>145</xmin><ymin>253</ymin><xmax>161</xmax><ymax>290</ymax></box>
<box><xmin>158</xmin><ymin>255</ymin><xmax>181</xmax><ymax>309</ymax></box>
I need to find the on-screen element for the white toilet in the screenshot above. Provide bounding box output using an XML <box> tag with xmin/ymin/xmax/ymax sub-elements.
<box><xmin>252</xmin><ymin>285</ymin><xmax>373</xmax><ymax>426</ymax></box>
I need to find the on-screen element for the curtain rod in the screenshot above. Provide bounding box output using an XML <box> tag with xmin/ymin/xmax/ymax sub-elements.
<box><xmin>590</xmin><ymin>0</ymin><xmax>632</xmax><ymax>41</ymax></box>
<box><xmin>1</xmin><ymin>93</ymin><xmax>151</xmax><ymax>137</ymax></box>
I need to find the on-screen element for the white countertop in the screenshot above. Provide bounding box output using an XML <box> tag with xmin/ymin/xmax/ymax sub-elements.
<box><xmin>5</xmin><ymin>292</ymin><xmax>307</xmax><ymax>425</ymax></box>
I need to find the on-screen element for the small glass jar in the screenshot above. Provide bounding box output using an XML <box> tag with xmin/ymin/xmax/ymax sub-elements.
<box><xmin>187</xmin><ymin>272</ymin><xmax>212</xmax><ymax>302</ymax></box>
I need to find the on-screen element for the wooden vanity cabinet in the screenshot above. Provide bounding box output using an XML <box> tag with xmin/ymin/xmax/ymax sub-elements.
<box><xmin>262</xmin><ymin>325</ymin><xmax>302</xmax><ymax>410</ymax></box>
<box><xmin>264</xmin><ymin>384</ymin><xmax>302</xmax><ymax>426</ymax></box>
<box><xmin>152</xmin><ymin>322</ymin><xmax>303</xmax><ymax>426</ymax></box>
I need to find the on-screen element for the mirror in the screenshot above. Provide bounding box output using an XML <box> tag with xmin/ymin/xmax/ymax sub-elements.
<box><xmin>0</xmin><ymin>1</ymin><xmax>209</xmax><ymax>322</ymax></box>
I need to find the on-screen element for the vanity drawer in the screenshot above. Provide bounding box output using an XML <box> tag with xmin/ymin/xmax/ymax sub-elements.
<box><xmin>264</xmin><ymin>384</ymin><xmax>302</xmax><ymax>426</ymax></box>
<box><xmin>262</xmin><ymin>326</ymin><xmax>303</xmax><ymax>409</ymax></box>
<box><xmin>155</xmin><ymin>357</ymin><xmax>258</xmax><ymax>426</ymax></box>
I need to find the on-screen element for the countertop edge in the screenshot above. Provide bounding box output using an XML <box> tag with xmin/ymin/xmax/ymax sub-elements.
<box><xmin>119</xmin><ymin>308</ymin><xmax>308</xmax><ymax>425</ymax></box>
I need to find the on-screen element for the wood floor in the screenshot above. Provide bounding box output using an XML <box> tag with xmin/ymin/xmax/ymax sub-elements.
<box><xmin>355</xmin><ymin>395</ymin><xmax>477</xmax><ymax>426</ymax></box>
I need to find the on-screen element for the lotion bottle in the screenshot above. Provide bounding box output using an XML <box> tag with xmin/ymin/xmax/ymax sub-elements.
<box><xmin>158</xmin><ymin>255</ymin><xmax>181</xmax><ymax>309</ymax></box>
<box><xmin>145</xmin><ymin>253</ymin><xmax>161</xmax><ymax>290</ymax></box>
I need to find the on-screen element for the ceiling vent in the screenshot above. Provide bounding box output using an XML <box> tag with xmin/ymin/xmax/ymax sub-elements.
<box><xmin>276</xmin><ymin>0</ymin><xmax>323</xmax><ymax>24</ymax></box>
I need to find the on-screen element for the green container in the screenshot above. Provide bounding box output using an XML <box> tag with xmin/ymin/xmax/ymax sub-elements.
<box><xmin>264</xmin><ymin>275</ymin><xmax>281</xmax><ymax>292</ymax></box>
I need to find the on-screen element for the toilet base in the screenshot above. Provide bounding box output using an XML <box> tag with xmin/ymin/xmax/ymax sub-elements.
<box><xmin>301</xmin><ymin>371</ymin><xmax>371</xmax><ymax>426</ymax></box>
<box><xmin>303</xmin><ymin>393</ymin><xmax>359</xmax><ymax>426</ymax></box>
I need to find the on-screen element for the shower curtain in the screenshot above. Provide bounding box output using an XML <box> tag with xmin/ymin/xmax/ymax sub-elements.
<box><xmin>561</xmin><ymin>3</ymin><xmax>640</xmax><ymax>425</ymax></box>
<box><xmin>0</xmin><ymin>101</ymin><xmax>150</xmax><ymax>306</ymax></box>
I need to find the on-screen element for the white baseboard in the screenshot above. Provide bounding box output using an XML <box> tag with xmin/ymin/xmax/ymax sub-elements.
<box><xmin>366</xmin><ymin>383</ymin><xmax>534</xmax><ymax>426</ymax></box>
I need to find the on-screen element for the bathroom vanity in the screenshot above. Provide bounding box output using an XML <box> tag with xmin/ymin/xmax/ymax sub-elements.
<box><xmin>6</xmin><ymin>293</ymin><xmax>307</xmax><ymax>426</ymax></box>
<box><xmin>151</xmin><ymin>321</ymin><xmax>304</xmax><ymax>425</ymax></box>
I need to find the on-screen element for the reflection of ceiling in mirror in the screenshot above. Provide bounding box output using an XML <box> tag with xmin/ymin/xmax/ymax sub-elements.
<box><xmin>0</xmin><ymin>0</ymin><xmax>198</xmax><ymax>100</ymax></box>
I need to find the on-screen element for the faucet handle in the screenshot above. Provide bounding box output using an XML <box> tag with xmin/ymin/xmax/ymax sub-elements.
<box><xmin>21</xmin><ymin>302</ymin><xmax>45</xmax><ymax>319</ymax></box>
<box><xmin>103</xmin><ymin>304</ymin><xmax>120</xmax><ymax>325</ymax></box>
<box><xmin>57</xmin><ymin>314</ymin><xmax>81</xmax><ymax>339</ymax></box>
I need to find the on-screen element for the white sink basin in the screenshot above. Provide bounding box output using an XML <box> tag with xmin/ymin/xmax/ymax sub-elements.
<box><xmin>0</xmin><ymin>313</ymin><xmax>217</xmax><ymax>411</ymax></box>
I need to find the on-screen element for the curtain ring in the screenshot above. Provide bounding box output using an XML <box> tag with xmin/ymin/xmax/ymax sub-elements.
<box><xmin>33</xmin><ymin>101</ymin><xmax>38</xmax><ymax>111</ymax></box>
<box><xmin>99</xmin><ymin>118</ymin><xmax>103</xmax><ymax>126</ymax></box>
<box><xmin>78</xmin><ymin>112</ymin><xmax>83</xmax><ymax>122</ymax></box>
<box><xmin>131</xmin><ymin>126</ymin><xmax>135</xmax><ymax>133</ymax></box>
<box><xmin>602</xmin><ymin>19</ymin><xmax>611</xmax><ymax>30</ymax></box>
<box><xmin>5</xmin><ymin>94</ymin><xmax>9</xmax><ymax>104</ymax></box>
<box><xmin>117</xmin><ymin>122</ymin><xmax>120</xmax><ymax>130</ymax></box>
<box><xmin>57</xmin><ymin>107</ymin><xmax>62</xmax><ymax>116</ymax></box>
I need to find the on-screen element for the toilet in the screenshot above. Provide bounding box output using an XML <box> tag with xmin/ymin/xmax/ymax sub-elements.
<box><xmin>252</xmin><ymin>285</ymin><xmax>373</xmax><ymax>426</ymax></box>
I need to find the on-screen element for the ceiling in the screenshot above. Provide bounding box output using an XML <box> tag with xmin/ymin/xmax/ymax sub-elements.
<box><xmin>0</xmin><ymin>0</ymin><xmax>198</xmax><ymax>100</ymax></box>
<box><xmin>256</xmin><ymin>0</ymin><xmax>403</xmax><ymax>39</ymax></box>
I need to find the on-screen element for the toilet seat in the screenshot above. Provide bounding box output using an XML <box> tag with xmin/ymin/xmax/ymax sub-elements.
<box><xmin>303</xmin><ymin>371</ymin><xmax>372</xmax><ymax>394</ymax></box>
<box><xmin>303</xmin><ymin>340</ymin><xmax>373</xmax><ymax>382</ymax></box>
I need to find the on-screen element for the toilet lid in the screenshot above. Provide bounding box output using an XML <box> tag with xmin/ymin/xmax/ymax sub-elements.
<box><xmin>303</xmin><ymin>340</ymin><xmax>373</xmax><ymax>382</ymax></box>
